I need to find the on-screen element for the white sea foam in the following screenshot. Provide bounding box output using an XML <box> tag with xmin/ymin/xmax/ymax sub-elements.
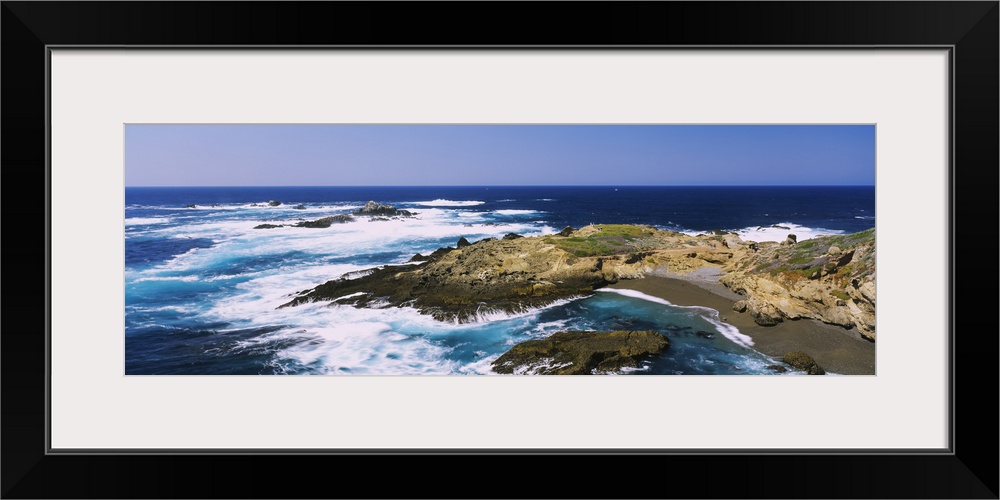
<box><xmin>678</xmin><ymin>222</ymin><xmax>844</xmax><ymax>243</ymax></box>
<box><xmin>125</xmin><ymin>217</ymin><xmax>171</xmax><ymax>226</ymax></box>
<box><xmin>450</xmin><ymin>297</ymin><xmax>582</xmax><ymax>325</ymax></box>
<box><xmin>458</xmin><ymin>353</ymin><xmax>503</xmax><ymax>375</ymax></box>
<box><xmin>732</xmin><ymin>222</ymin><xmax>843</xmax><ymax>243</ymax></box>
<box><xmin>596</xmin><ymin>287</ymin><xmax>672</xmax><ymax>306</ymax></box>
<box><xmin>411</xmin><ymin>199</ymin><xmax>485</xmax><ymax>207</ymax></box>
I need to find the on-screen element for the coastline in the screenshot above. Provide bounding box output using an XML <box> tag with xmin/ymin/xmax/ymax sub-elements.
<box><xmin>609</xmin><ymin>272</ymin><xmax>876</xmax><ymax>375</ymax></box>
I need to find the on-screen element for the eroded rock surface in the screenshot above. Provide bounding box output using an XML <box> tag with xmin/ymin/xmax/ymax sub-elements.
<box><xmin>491</xmin><ymin>330</ymin><xmax>670</xmax><ymax>375</ymax></box>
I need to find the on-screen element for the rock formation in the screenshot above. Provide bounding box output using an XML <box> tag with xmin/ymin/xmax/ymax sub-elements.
<box><xmin>491</xmin><ymin>330</ymin><xmax>669</xmax><ymax>374</ymax></box>
<box><xmin>279</xmin><ymin>224</ymin><xmax>876</xmax><ymax>340</ymax></box>
<box><xmin>353</xmin><ymin>200</ymin><xmax>415</xmax><ymax>217</ymax></box>
<box><xmin>293</xmin><ymin>215</ymin><xmax>354</xmax><ymax>228</ymax></box>
<box><xmin>783</xmin><ymin>351</ymin><xmax>826</xmax><ymax>375</ymax></box>
<box><xmin>719</xmin><ymin>228</ymin><xmax>875</xmax><ymax>340</ymax></box>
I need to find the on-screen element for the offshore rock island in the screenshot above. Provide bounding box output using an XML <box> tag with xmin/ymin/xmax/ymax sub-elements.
<box><xmin>278</xmin><ymin>204</ymin><xmax>876</xmax><ymax>374</ymax></box>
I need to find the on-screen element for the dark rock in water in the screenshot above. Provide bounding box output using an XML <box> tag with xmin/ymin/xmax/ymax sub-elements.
<box><xmin>606</xmin><ymin>316</ymin><xmax>660</xmax><ymax>331</ymax></box>
<box><xmin>268</xmin><ymin>200</ymin><xmax>282</xmax><ymax>207</ymax></box>
<box><xmin>557</xmin><ymin>226</ymin><xmax>574</xmax><ymax>237</ymax></box>
<box><xmin>292</xmin><ymin>204</ymin><xmax>306</xmax><ymax>210</ymax></box>
<box><xmin>502</xmin><ymin>233</ymin><xmax>524</xmax><ymax>240</ymax></box>
<box><xmin>457</xmin><ymin>237</ymin><xmax>471</xmax><ymax>248</ymax></box>
<box><xmin>491</xmin><ymin>330</ymin><xmax>669</xmax><ymax>375</ymax></box>
<box><xmin>254</xmin><ymin>223</ymin><xmax>284</xmax><ymax>229</ymax></box>
<box><xmin>353</xmin><ymin>200</ymin><xmax>414</xmax><ymax>217</ymax></box>
<box><xmin>766</xmin><ymin>364</ymin><xmax>788</xmax><ymax>373</ymax></box>
<box><xmin>783</xmin><ymin>351</ymin><xmax>825</xmax><ymax>375</ymax></box>
<box><xmin>696</xmin><ymin>331</ymin><xmax>715</xmax><ymax>339</ymax></box>
<box><xmin>772</xmin><ymin>224</ymin><xmax>791</xmax><ymax>230</ymax></box>
<box><xmin>293</xmin><ymin>215</ymin><xmax>354</xmax><ymax>228</ymax></box>
<box><xmin>184</xmin><ymin>204</ymin><xmax>197</xmax><ymax>209</ymax></box>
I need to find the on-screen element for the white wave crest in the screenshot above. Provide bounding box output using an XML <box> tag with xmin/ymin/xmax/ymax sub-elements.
<box><xmin>493</xmin><ymin>209</ymin><xmax>542</xmax><ymax>216</ymax></box>
<box><xmin>411</xmin><ymin>199</ymin><xmax>485</xmax><ymax>207</ymax></box>
<box><xmin>732</xmin><ymin>222</ymin><xmax>844</xmax><ymax>243</ymax></box>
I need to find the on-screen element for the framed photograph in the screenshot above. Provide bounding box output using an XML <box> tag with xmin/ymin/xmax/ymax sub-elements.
<box><xmin>4</xmin><ymin>2</ymin><xmax>996</xmax><ymax>498</ymax></box>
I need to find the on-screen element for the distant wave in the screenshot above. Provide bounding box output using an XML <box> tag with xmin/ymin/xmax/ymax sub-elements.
<box><xmin>412</xmin><ymin>199</ymin><xmax>485</xmax><ymax>207</ymax></box>
<box><xmin>493</xmin><ymin>209</ymin><xmax>542</xmax><ymax>216</ymax></box>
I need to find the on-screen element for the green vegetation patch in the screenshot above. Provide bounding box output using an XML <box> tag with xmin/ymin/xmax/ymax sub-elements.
<box><xmin>545</xmin><ymin>224</ymin><xmax>656</xmax><ymax>257</ymax></box>
<box><xmin>824</xmin><ymin>228</ymin><xmax>875</xmax><ymax>248</ymax></box>
<box><xmin>830</xmin><ymin>290</ymin><xmax>851</xmax><ymax>301</ymax></box>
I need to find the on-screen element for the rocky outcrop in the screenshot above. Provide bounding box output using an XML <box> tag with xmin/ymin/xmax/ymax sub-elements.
<box><xmin>783</xmin><ymin>351</ymin><xmax>825</xmax><ymax>375</ymax></box>
<box><xmin>491</xmin><ymin>330</ymin><xmax>669</xmax><ymax>374</ymax></box>
<box><xmin>280</xmin><ymin>234</ymin><xmax>618</xmax><ymax>322</ymax></box>
<box><xmin>253</xmin><ymin>214</ymin><xmax>356</xmax><ymax>229</ymax></box>
<box><xmin>293</xmin><ymin>204</ymin><xmax>306</xmax><ymax>210</ymax></box>
<box><xmin>279</xmin><ymin>223</ymin><xmax>876</xmax><ymax>340</ymax></box>
<box><xmin>353</xmin><ymin>200</ymin><xmax>414</xmax><ymax>217</ymax></box>
<box><xmin>557</xmin><ymin>226</ymin><xmax>574</xmax><ymax>237</ymax></box>
<box><xmin>720</xmin><ymin>228</ymin><xmax>875</xmax><ymax>340</ymax></box>
<box><xmin>293</xmin><ymin>215</ymin><xmax>354</xmax><ymax>228</ymax></box>
<box><xmin>268</xmin><ymin>200</ymin><xmax>282</xmax><ymax>207</ymax></box>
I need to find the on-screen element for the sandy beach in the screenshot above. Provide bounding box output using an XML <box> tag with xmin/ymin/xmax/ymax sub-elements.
<box><xmin>610</xmin><ymin>271</ymin><xmax>876</xmax><ymax>375</ymax></box>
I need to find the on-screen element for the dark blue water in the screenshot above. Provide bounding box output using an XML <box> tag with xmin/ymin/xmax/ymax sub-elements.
<box><xmin>125</xmin><ymin>186</ymin><xmax>874</xmax><ymax>375</ymax></box>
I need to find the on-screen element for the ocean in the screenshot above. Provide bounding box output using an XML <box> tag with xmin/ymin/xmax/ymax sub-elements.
<box><xmin>124</xmin><ymin>186</ymin><xmax>875</xmax><ymax>375</ymax></box>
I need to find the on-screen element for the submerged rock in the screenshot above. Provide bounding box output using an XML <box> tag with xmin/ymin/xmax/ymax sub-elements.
<box><xmin>491</xmin><ymin>330</ymin><xmax>669</xmax><ymax>375</ymax></box>
<box><xmin>184</xmin><ymin>204</ymin><xmax>197</xmax><ymax>209</ymax></box>
<box><xmin>293</xmin><ymin>204</ymin><xmax>306</xmax><ymax>210</ymax></box>
<box><xmin>783</xmin><ymin>351</ymin><xmax>825</xmax><ymax>375</ymax></box>
<box><xmin>253</xmin><ymin>223</ymin><xmax>284</xmax><ymax>230</ymax></box>
<box><xmin>268</xmin><ymin>200</ymin><xmax>282</xmax><ymax>207</ymax></box>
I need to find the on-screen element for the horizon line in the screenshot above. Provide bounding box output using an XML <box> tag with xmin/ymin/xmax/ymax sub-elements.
<box><xmin>124</xmin><ymin>184</ymin><xmax>877</xmax><ymax>188</ymax></box>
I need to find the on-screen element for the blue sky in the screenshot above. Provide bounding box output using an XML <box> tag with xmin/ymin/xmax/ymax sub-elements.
<box><xmin>125</xmin><ymin>124</ymin><xmax>875</xmax><ymax>186</ymax></box>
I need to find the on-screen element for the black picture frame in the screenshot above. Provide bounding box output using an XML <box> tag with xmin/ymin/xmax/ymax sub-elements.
<box><xmin>3</xmin><ymin>2</ymin><xmax>997</xmax><ymax>498</ymax></box>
